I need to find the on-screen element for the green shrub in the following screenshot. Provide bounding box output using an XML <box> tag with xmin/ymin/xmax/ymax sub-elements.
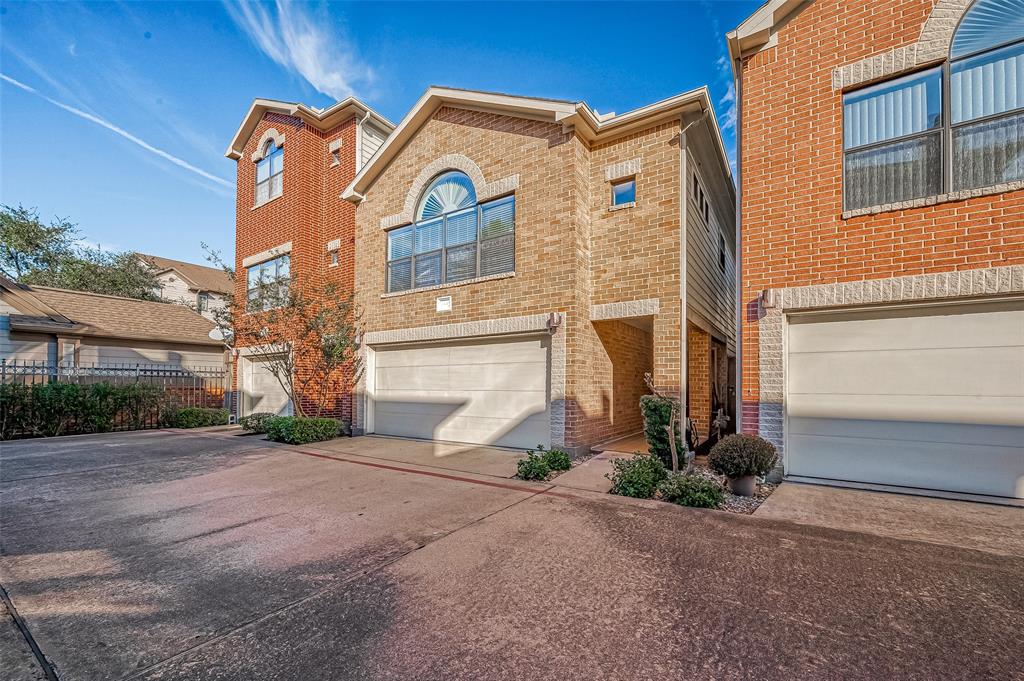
<box><xmin>515</xmin><ymin>444</ymin><xmax>572</xmax><ymax>480</ymax></box>
<box><xmin>708</xmin><ymin>434</ymin><xmax>778</xmax><ymax>479</ymax></box>
<box><xmin>657</xmin><ymin>473</ymin><xmax>724</xmax><ymax>508</ymax></box>
<box><xmin>639</xmin><ymin>394</ymin><xmax>684</xmax><ymax>469</ymax></box>
<box><xmin>239</xmin><ymin>412</ymin><xmax>276</xmax><ymax>434</ymax></box>
<box><xmin>543</xmin><ymin>446</ymin><xmax>572</xmax><ymax>471</ymax></box>
<box><xmin>607</xmin><ymin>453</ymin><xmax>667</xmax><ymax>499</ymax></box>
<box><xmin>0</xmin><ymin>383</ymin><xmax>32</xmax><ymax>440</ymax></box>
<box><xmin>30</xmin><ymin>383</ymin><xmax>84</xmax><ymax>436</ymax></box>
<box><xmin>264</xmin><ymin>416</ymin><xmax>338</xmax><ymax>444</ymax></box>
<box><xmin>172</xmin><ymin>407</ymin><xmax>229</xmax><ymax>429</ymax></box>
<box><xmin>81</xmin><ymin>382</ymin><xmax>120</xmax><ymax>433</ymax></box>
<box><xmin>119</xmin><ymin>383</ymin><xmax>162</xmax><ymax>430</ymax></box>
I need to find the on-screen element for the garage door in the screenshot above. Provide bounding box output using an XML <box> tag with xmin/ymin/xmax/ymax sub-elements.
<box><xmin>371</xmin><ymin>335</ymin><xmax>550</xmax><ymax>449</ymax></box>
<box><xmin>243</xmin><ymin>356</ymin><xmax>292</xmax><ymax>417</ymax></box>
<box><xmin>786</xmin><ymin>300</ymin><xmax>1024</xmax><ymax>499</ymax></box>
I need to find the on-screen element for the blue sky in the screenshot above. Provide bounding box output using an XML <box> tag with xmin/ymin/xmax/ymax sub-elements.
<box><xmin>0</xmin><ymin>1</ymin><xmax>758</xmax><ymax>265</ymax></box>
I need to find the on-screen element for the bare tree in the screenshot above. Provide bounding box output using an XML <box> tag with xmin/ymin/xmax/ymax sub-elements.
<box><xmin>644</xmin><ymin>372</ymin><xmax>694</xmax><ymax>474</ymax></box>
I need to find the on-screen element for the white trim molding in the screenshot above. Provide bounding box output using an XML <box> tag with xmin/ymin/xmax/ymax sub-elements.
<box><xmin>251</xmin><ymin>128</ymin><xmax>286</xmax><ymax>161</ymax></box>
<box><xmin>380</xmin><ymin>153</ymin><xmax>520</xmax><ymax>230</ymax></box>
<box><xmin>604</xmin><ymin>158</ymin><xmax>642</xmax><ymax>182</ymax></box>
<box><xmin>241</xmin><ymin>241</ymin><xmax>292</xmax><ymax>269</ymax></box>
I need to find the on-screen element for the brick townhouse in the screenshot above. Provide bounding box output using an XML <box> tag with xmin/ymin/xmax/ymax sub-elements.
<box><xmin>728</xmin><ymin>0</ymin><xmax>1024</xmax><ymax>500</ymax></box>
<box><xmin>225</xmin><ymin>98</ymin><xmax>393</xmax><ymax>419</ymax></box>
<box><xmin>229</xmin><ymin>86</ymin><xmax>737</xmax><ymax>454</ymax></box>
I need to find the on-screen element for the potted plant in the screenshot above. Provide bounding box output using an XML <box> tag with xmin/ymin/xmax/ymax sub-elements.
<box><xmin>707</xmin><ymin>434</ymin><xmax>778</xmax><ymax>497</ymax></box>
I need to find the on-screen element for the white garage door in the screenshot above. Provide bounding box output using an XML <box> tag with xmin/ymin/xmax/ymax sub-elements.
<box><xmin>371</xmin><ymin>335</ymin><xmax>550</xmax><ymax>449</ymax></box>
<box><xmin>786</xmin><ymin>300</ymin><xmax>1024</xmax><ymax>499</ymax></box>
<box><xmin>243</xmin><ymin>356</ymin><xmax>292</xmax><ymax>417</ymax></box>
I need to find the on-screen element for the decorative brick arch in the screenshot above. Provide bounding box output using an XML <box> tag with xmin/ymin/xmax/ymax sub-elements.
<box><xmin>832</xmin><ymin>0</ymin><xmax>974</xmax><ymax>90</ymax></box>
<box><xmin>251</xmin><ymin>128</ymin><xmax>286</xmax><ymax>162</ymax></box>
<box><xmin>380</xmin><ymin>153</ymin><xmax>520</xmax><ymax>230</ymax></box>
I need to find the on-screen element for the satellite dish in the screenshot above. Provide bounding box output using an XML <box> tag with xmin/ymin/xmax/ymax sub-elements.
<box><xmin>208</xmin><ymin>328</ymin><xmax>226</xmax><ymax>341</ymax></box>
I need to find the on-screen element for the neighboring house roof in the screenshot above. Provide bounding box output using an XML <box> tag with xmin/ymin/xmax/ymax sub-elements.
<box><xmin>341</xmin><ymin>86</ymin><xmax>733</xmax><ymax>202</ymax></box>
<box><xmin>0</xmin><ymin>277</ymin><xmax>221</xmax><ymax>347</ymax></box>
<box><xmin>140</xmin><ymin>254</ymin><xmax>233</xmax><ymax>295</ymax></box>
<box><xmin>224</xmin><ymin>97</ymin><xmax>395</xmax><ymax>160</ymax></box>
<box><xmin>726</xmin><ymin>0</ymin><xmax>809</xmax><ymax>60</ymax></box>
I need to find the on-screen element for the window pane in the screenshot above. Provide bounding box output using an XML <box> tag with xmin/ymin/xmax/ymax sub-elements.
<box><xmin>269</xmin><ymin>173</ymin><xmax>282</xmax><ymax>199</ymax></box>
<box><xmin>612</xmin><ymin>179</ymin><xmax>636</xmax><ymax>205</ymax></box>
<box><xmin>270</xmin><ymin>147</ymin><xmax>284</xmax><ymax>176</ymax></box>
<box><xmin>415</xmin><ymin>218</ymin><xmax>443</xmax><ymax>254</ymax></box>
<box><xmin>480</xmin><ymin>233</ymin><xmax>515</xmax><ymax>276</ymax></box>
<box><xmin>388</xmin><ymin>258</ymin><xmax>411</xmax><ymax>292</ymax></box>
<box><xmin>276</xmin><ymin>255</ymin><xmax>289</xmax><ymax>280</ymax></box>
<box><xmin>445</xmin><ymin>207</ymin><xmax>478</xmax><ymax>246</ymax></box>
<box><xmin>951</xmin><ymin>40</ymin><xmax>1024</xmax><ymax>124</ymax></box>
<box><xmin>414</xmin><ymin>252</ymin><xmax>441</xmax><ymax>287</ymax></box>
<box><xmin>256</xmin><ymin>158</ymin><xmax>270</xmax><ymax>183</ymax></box>
<box><xmin>843</xmin><ymin>67</ymin><xmax>942</xmax><ymax>149</ymax></box>
<box><xmin>844</xmin><ymin>131</ymin><xmax>942</xmax><ymax>210</ymax></box>
<box><xmin>256</xmin><ymin>179</ymin><xmax>270</xmax><ymax>204</ymax></box>
<box><xmin>388</xmin><ymin>227</ymin><xmax>413</xmax><ymax>260</ymax></box>
<box><xmin>445</xmin><ymin>243</ymin><xmax>477</xmax><ymax>282</ymax></box>
<box><xmin>247</xmin><ymin>266</ymin><xmax>260</xmax><ymax>290</ymax></box>
<box><xmin>953</xmin><ymin>109</ymin><xmax>1024</xmax><ymax>189</ymax></box>
<box><xmin>950</xmin><ymin>0</ymin><xmax>1024</xmax><ymax>59</ymax></box>
<box><xmin>480</xmin><ymin>197</ymin><xmax>514</xmax><ymax>240</ymax></box>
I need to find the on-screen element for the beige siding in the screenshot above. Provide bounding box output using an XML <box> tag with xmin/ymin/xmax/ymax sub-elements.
<box><xmin>360</xmin><ymin>121</ymin><xmax>388</xmax><ymax>168</ymax></box>
<box><xmin>0</xmin><ymin>300</ymin><xmax>55</xmax><ymax>364</ymax></box>
<box><xmin>155</xmin><ymin>271</ymin><xmax>194</xmax><ymax>305</ymax></box>
<box><xmin>685</xmin><ymin>139</ymin><xmax>736</xmax><ymax>353</ymax></box>
<box><xmin>78</xmin><ymin>338</ymin><xmax>223</xmax><ymax>367</ymax></box>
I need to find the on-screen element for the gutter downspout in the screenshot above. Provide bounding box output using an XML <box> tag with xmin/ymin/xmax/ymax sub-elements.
<box><xmin>679</xmin><ymin>107</ymin><xmax>711</xmax><ymax>445</ymax></box>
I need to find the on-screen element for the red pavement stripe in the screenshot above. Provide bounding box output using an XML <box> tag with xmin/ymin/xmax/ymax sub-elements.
<box><xmin>289</xmin><ymin>447</ymin><xmax>576</xmax><ymax>499</ymax></box>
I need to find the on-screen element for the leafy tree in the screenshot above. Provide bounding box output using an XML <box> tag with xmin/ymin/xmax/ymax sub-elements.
<box><xmin>0</xmin><ymin>204</ymin><xmax>77</xmax><ymax>279</ymax></box>
<box><xmin>0</xmin><ymin>204</ymin><xmax>159</xmax><ymax>300</ymax></box>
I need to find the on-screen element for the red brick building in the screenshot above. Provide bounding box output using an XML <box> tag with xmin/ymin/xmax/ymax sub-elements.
<box><xmin>729</xmin><ymin>0</ymin><xmax>1024</xmax><ymax>500</ymax></box>
<box><xmin>225</xmin><ymin>98</ymin><xmax>393</xmax><ymax>420</ymax></box>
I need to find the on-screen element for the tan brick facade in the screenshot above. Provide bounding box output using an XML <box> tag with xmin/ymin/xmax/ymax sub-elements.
<box><xmin>735</xmin><ymin>0</ymin><xmax>1024</xmax><ymax>444</ymax></box>
<box><xmin>352</xmin><ymin>104</ymin><xmax>731</xmax><ymax>452</ymax></box>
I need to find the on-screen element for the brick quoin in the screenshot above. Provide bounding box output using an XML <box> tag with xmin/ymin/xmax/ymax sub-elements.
<box><xmin>233</xmin><ymin>112</ymin><xmax>359</xmax><ymax>421</ymax></box>
<box><xmin>737</xmin><ymin>0</ymin><xmax>1024</xmax><ymax>434</ymax></box>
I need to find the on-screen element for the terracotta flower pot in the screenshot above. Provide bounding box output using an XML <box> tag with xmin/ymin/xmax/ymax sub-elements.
<box><xmin>729</xmin><ymin>475</ymin><xmax>756</xmax><ymax>497</ymax></box>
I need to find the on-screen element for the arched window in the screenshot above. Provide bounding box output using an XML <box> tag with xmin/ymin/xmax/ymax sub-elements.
<box><xmin>841</xmin><ymin>0</ymin><xmax>1024</xmax><ymax>210</ymax></box>
<box><xmin>949</xmin><ymin>0</ymin><xmax>1024</xmax><ymax>189</ymax></box>
<box><xmin>255</xmin><ymin>140</ymin><xmax>284</xmax><ymax>204</ymax></box>
<box><xmin>387</xmin><ymin>171</ymin><xmax>515</xmax><ymax>293</ymax></box>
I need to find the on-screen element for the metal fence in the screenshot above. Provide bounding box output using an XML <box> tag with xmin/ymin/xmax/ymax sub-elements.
<box><xmin>0</xmin><ymin>360</ymin><xmax>229</xmax><ymax>438</ymax></box>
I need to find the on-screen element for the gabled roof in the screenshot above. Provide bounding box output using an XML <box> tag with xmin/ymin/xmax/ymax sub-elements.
<box><xmin>140</xmin><ymin>254</ymin><xmax>233</xmax><ymax>295</ymax></box>
<box><xmin>341</xmin><ymin>86</ymin><xmax>732</xmax><ymax>202</ymax></box>
<box><xmin>726</xmin><ymin>0</ymin><xmax>809</xmax><ymax>60</ymax></box>
<box><xmin>0</xmin><ymin>277</ymin><xmax>220</xmax><ymax>347</ymax></box>
<box><xmin>225</xmin><ymin>97</ymin><xmax>395</xmax><ymax>160</ymax></box>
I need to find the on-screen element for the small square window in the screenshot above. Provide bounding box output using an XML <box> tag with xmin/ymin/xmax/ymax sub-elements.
<box><xmin>329</xmin><ymin>251</ymin><xmax>339</xmax><ymax>267</ymax></box>
<box><xmin>611</xmin><ymin>178</ymin><xmax>636</xmax><ymax>207</ymax></box>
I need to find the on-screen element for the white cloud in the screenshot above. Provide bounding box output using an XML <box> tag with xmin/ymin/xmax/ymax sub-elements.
<box><xmin>68</xmin><ymin>42</ymin><xmax>77</xmax><ymax>57</ymax></box>
<box><xmin>0</xmin><ymin>73</ymin><xmax>233</xmax><ymax>193</ymax></box>
<box><xmin>225</xmin><ymin>0</ymin><xmax>372</xmax><ymax>101</ymax></box>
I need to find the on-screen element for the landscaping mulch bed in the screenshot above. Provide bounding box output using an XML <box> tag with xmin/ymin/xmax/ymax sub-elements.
<box><xmin>690</xmin><ymin>463</ymin><xmax>776</xmax><ymax>515</ymax></box>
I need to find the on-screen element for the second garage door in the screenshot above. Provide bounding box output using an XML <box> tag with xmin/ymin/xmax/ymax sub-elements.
<box><xmin>371</xmin><ymin>335</ymin><xmax>550</xmax><ymax>449</ymax></box>
<box><xmin>785</xmin><ymin>299</ymin><xmax>1024</xmax><ymax>499</ymax></box>
<box><xmin>243</xmin><ymin>355</ymin><xmax>292</xmax><ymax>417</ymax></box>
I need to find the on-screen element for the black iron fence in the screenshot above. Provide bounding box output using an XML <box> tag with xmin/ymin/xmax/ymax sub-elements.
<box><xmin>0</xmin><ymin>360</ymin><xmax>229</xmax><ymax>439</ymax></box>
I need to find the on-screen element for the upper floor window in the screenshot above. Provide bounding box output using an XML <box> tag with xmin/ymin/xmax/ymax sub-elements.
<box><xmin>842</xmin><ymin>0</ymin><xmax>1024</xmax><ymax>211</ymax></box>
<box><xmin>692</xmin><ymin>172</ymin><xmax>711</xmax><ymax>225</ymax></box>
<box><xmin>387</xmin><ymin>171</ymin><xmax>514</xmax><ymax>293</ymax></box>
<box><xmin>255</xmin><ymin>141</ymin><xmax>283</xmax><ymax>204</ymax></box>
<box><xmin>611</xmin><ymin>178</ymin><xmax>636</xmax><ymax>207</ymax></box>
<box><xmin>246</xmin><ymin>254</ymin><xmax>289</xmax><ymax>311</ymax></box>
<box><xmin>197</xmin><ymin>292</ymin><xmax>211</xmax><ymax>312</ymax></box>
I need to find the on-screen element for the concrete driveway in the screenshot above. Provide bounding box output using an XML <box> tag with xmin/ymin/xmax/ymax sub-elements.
<box><xmin>2</xmin><ymin>430</ymin><xmax>1022</xmax><ymax>680</ymax></box>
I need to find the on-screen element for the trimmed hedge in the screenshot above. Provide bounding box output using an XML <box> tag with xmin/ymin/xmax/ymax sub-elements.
<box><xmin>238</xmin><ymin>412</ymin><xmax>276</xmax><ymax>434</ymax></box>
<box><xmin>1</xmin><ymin>381</ymin><xmax>163</xmax><ymax>439</ymax></box>
<box><xmin>169</xmin><ymin>407</ymin><xmax>229</xmax><ymax>429</ymax></box>
<box><xmin>264</xmin><ymin>416</ymin><xmax>339</xmax><ymax>445</ymax></box>
<box><xmin>516</xmin><ymin>444</ymin><xmax>573</xmax><ymax>481</ymax></box>
<box><xmin>639</xmin><ymin>394</ymin><xmax>684</xmax><ymax>469</ymax></box>
<box><xmin>708</xmin><ymin>434</ymin><xmax>778</xmax><ymax>479</ymax></box>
